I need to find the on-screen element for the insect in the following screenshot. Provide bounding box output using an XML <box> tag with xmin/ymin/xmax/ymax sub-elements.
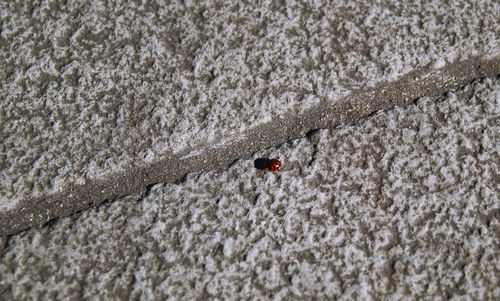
<box><xmin>254</xmin><ymin>158</ymin><xmax>282</xmax><ymax>172</ymax></box>
<box><xmin>264</xmin><ymin>158</ymin><xmax>281</xmax><ymax>172</ymax></box>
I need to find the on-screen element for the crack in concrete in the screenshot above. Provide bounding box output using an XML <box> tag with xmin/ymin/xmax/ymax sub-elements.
<box><xmin>1</xmin><ymin>55</ymin><xmax>499</xmax><ymax>236</ymax></box>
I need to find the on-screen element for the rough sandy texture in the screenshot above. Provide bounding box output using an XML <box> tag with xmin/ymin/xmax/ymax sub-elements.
<box><xmin>1</xmin><ymin>0</ymin><xmax>499</xmax><ymax>211</ymax></box>
<box><xmin>1</xmin><ymin>77</ymin><xmax>498</xmax><ymax>299</ymax></box>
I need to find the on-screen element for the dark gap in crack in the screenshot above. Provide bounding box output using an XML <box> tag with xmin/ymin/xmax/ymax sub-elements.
<box><xmin>175</xmin><ymin>173</ymin><xmax>189</xmax><ymax>185</ymax></box>
<box><xmin>305</xmin><ymin>129</ymin><xmax>321</xmax><ymax>140</ymax></box>
<box><xmin>140</xmin><ymin>182</ymin><xmax>160</xmax><ymax>202</ymax></box>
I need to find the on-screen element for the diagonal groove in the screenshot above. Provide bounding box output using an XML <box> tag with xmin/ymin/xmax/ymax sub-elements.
<box><xmin>0</xmin><ymin>56</ymin><xmax>499</xmax><ymax>236</ymax></box>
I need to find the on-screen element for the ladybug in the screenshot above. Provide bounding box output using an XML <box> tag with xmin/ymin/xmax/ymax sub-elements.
<box><xmin>264</xmin><ymin>158</ymin><xmax>281</xmax><ymax>172</ymax></box>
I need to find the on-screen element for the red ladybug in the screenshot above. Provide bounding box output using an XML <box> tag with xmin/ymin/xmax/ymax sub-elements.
<box><xmin>264</xmin><ymin>158</ymin><xmax>281</xmax><ymax>172</ymax></box>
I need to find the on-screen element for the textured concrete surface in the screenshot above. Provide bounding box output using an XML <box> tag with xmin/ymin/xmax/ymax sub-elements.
<box><xmin>1</xmin><ymin>0</ymin><xmax>500</xmax><ymax>299</ymax></box>
<box><xmin>1</xmin><ymin>77</ymin><xmax>499</xmax><ymax>299</ymax></box>
<box><xmin>1</xmin><ymin>0</ymin><xmax>499</xmax><ymax>234</ymax></box>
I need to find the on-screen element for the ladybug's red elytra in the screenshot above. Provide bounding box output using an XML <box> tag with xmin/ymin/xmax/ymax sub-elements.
<box><xmin>264</xmin><ymin>158</ymin><xmax>281</xmax><ymax>172</ymax></box>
